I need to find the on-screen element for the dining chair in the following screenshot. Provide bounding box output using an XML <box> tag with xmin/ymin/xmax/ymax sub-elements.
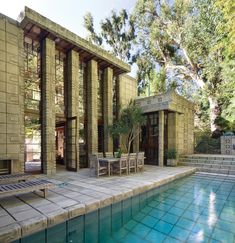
<box><xmin>128</xmin><ymin>153</ymin><xmax>137</xmax><ymax>174</ymax></box>
<box><xmin>137</xmin><ymin>152</ymin><xmax>145</xmax><ymax>172</ymax></box>
<box><xmin>112</xmin><ymin>154</ymin><xmax>128</xmax><ymax>176</ymax></box>
<box><xmin>89</xmin><ymin>154</ymin><xmax>108</xmax><ymax>178</ymax></box>
<box><xmin>105</xmin><ymin>152</ymin><xmax>113</xmax><ymax>158</ymax></box>
<box><xmin>95</xmin><ymin>152</ymin><xmax>104</xmax><ymax>158</ymax></box>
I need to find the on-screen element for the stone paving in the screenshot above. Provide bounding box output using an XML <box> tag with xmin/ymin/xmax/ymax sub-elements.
<box><xmin>0</xmin><ymin>165</ymin><xmax>196</xmax><ymax>242</ymax></box>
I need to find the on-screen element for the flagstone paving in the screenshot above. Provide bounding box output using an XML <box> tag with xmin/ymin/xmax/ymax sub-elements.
<box><xmin>0</xmin><ymin>166</ymin><xmax>196</xmax><ymax>242</ymax></box>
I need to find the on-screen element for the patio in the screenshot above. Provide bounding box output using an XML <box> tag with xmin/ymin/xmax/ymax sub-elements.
<box><xmin>0</xmin><ymin>166</ymin><xmax>196</xmax><ymax>242</ymax></box>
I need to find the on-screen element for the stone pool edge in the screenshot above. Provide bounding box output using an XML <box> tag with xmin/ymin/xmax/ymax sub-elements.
<box><xmin>0</xmin><ymin>167</ymin><xmax>196</xmax><ymax>242</ymax></box>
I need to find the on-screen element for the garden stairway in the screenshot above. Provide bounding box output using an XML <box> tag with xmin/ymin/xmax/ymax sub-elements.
<box><xmin>179</xmin><ymin>154</ymin><xmax>235</xmax><ymax>175</ymax></box>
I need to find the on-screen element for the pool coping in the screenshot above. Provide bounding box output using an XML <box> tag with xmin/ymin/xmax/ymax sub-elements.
<box><xmin>0</xmin><ymin>166</ymin><xmax>196</xmax><ymax>242</ymax></box>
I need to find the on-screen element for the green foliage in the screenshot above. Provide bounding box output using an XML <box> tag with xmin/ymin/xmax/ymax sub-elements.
<box><xmin>83</xmin><ymin>9</ymin><xmax>136</xmax><ymax>63</ymax></box>
<box><xmin>109</xmin><ymin>101</ymin><xmax>146</xmax><ymax>154</ymax></box>
<box><xmin>165</xmin><ymin>149</ymin><xmax>178</xmax><ymax>159</ymax></box>
<box><xmin>194</xmin><ymin>131</ymin><xmax>221</xmax><ymax>153</ymax></box>
<box><xmin>83</xmin><ymin>12</ymin><xmax>103</xmax><ymax>45</ymax></box>
<box><xmin>84</xmin><ymin>0</ymin><xmax>234</xmax><ymax>133</ymax></box>
<box><xmin>114</xmin><ymin>148</ymin><xmax>122</xmax><ymax>158</ymax></box>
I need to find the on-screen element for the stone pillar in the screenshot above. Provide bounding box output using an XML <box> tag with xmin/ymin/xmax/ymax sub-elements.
<box><xmin>87</xmin><ymin>59</ymin><xmax>98</xmax><ymax>155</ymax></box>
<box><xmin>167</xmin><ymin>112</ymin><xmax>178</xmax><ymax>151</ymax></box>
<box><xmin>41</xmin><ymin>38</ymin><xmax>56</xmax><ymax>175</ymax></box>
<box><xmin>158</xmin><ymin>111</ymin><xmax>164</xmax><ymax>166</ymax></box>
<box><xmin>103</xmin><ymin>67</ymin><xmax>113</xmax><ymax>153</ymax></box>
<box><xmin>66</xmin><ymin>50</ymin><xmax>80</xmax><ymax>171</ymax></box>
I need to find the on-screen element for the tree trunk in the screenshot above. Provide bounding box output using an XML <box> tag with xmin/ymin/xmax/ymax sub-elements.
<box><xmin>208</xmin><ymin>96</ymin><xmax>220</xmax><ymax>132</ymax></box>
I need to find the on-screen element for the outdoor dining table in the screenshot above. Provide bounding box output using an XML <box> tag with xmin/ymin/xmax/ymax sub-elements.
<box><xmin>98</xmin><ymin>157</ymin><xmax>119</xmax><ymax>176</ymax></box>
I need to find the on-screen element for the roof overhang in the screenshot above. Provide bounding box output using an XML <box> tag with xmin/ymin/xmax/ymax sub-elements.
<box><xmin>135</xmin><ymin>91</ymin><xmax>194</xmax><ymax>114</ymax></box>
<box><xmin>18</xmin><ymin>7</ymin><xmax>131</xmax><ymax>75</ymax></box>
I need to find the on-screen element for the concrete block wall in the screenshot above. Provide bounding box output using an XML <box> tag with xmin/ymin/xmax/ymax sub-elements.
<box><xmin>167</xmin><ymin>96</ymin><xmax>194</xmax><ymax>157</ymax></box>
<box><xmin>0</xmin><ymin>14</ymin><xmax>24</xmax><ymax>173</ymax></box>
<box><xmin>117</xmin><ymin>74</ymin><xmax>138</xmax><ymax>152</ymax></box>
<box><xmin>117</xmin><ymin>74</ymin><xmax>137</xmax><ymax>107</ymax></box>
<box><xmin>221</xmin><ymin>136</ymin><xmax>235</xmax><ymax>155</ymax></box>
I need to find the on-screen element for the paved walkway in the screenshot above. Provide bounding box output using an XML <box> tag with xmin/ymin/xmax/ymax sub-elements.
<box><xmin>0</xmin><ymin>166</ymin><xmax>196</xmax><ymax>242</ymax></box>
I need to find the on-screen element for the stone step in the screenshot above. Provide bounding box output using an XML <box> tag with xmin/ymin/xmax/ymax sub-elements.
<box><xmin>179</xmin><ymin>158</ymin><xmax>235</xmax><ymax>165</ymax></box>
<box><xmin>179</xmin><ymin>162</ymin><xmax>235</xmax><ymax>170</ymax></box>
<box><xmin>179</xmin><ymin>162</ymin><xmax>235</xmax><ymax>175</ymax></box>
<box><xmin>180</xmin><ymin>155</ymin><xmax>235</xmax><ymax>161</ymax></box>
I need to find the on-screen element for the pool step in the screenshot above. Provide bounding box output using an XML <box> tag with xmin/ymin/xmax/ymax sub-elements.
<box><xmin>179</xmin><ymin>154</ymin><xmax>235</xmax><ymax>175</ymax></box>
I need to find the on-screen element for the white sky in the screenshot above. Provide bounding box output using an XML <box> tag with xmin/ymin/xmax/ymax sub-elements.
<box><xmin>1</xmin><ymin>0</ymin><xmax>137</xmax><ymax>76</ymax></box>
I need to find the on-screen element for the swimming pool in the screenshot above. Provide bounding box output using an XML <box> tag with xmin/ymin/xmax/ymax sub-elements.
<box><xmin>13</xmin><ymin>173</ymin><xmax>235</xmax><ymax>243</ymax></box>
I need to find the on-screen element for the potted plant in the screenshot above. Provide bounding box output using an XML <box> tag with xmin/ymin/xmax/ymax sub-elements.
<box><xmin>166</xmin><ymin>149</ymin><xmax>178</xmax><ymax>166</ymax></box>
<box><xmin>114</xmin><ymin>147</ymin><xmax>122</xmax><ymax>158</ymax></box>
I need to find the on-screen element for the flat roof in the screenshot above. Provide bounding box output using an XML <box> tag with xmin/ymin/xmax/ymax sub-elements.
<box><xmin>19</xmin><ymin>7</ymin><xmax>131</xmax><ymax>75</ymax></box>
<box><xmin>135</xmin><ymin>91</ymin><xmax>194</xmax><ymax>113</ymax></box>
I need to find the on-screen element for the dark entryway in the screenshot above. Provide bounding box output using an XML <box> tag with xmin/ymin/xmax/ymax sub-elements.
<box><xmin>140</xmin><ymin>112</ymin><xmax>159</xmax><ymax>165</ymax></box>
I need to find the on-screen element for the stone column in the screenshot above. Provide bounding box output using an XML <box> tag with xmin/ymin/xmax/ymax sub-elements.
<box><xmin>87</xmin><ymin>59</ymin><xmax>98</xmax><ymax>155</ymax></box>
<box><xmin>167</xmin><ymin>112</ymin><xmax>178</xmax><ymax>151</ymax></box>
<box><xmin>158</xmin><ymin>111</ymin><xmax>164</xmax><ymax>166</ymax></box>
<box><xmin>66</xmin><ymin>50</ymin><xmax>80</xmax><ymax>171</ymax></box>
<box><xmin>103</xmin><ymin>67</ymin><xmax>113</xmax><ymax>153</ymax></box>
<box><xmin>41</xmin><ymin>38</ymin><xmax>56</xmax><ymax>175</ymax></box>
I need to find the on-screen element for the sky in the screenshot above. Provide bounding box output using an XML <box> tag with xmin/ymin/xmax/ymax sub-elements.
<box><xmin>1</xmin><ymin>0</ymin><xmax>137</xmax><ymax>76</ymax></box>
<box><xmin>1</xmin><ymin>0</ymin><xmax>136</xmax><ymax>39</ymax></box>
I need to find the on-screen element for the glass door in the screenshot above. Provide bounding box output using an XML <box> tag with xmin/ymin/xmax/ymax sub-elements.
<box><xmin>140</xmin><ymin>112</ymin><xmax>159</xmax><ymax>165</ymax></box>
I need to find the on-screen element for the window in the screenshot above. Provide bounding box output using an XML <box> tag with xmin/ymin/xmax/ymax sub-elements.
<box><xmin>24</xmin><ymin>36</ymin><xmax>41</xmax><ymax>111</ymax></box>
<box><xmin>55</xmin><ymin>50</ymin><xmax>66</xmax><ymax>115</ymax></box>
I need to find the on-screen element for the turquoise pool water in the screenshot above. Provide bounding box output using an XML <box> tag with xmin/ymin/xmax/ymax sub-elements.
<box><xmin>107</xmin><ymin>173</ymin><xmax>235</xmax><ymax>243</ymax></box>
<box><xmin>13</xmin><ymin>173</ymin><xmax>235</xmax><ymax>243</ymax></box>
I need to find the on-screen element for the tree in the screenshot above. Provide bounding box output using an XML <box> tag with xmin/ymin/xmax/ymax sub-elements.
<box><xmin>215</xmin><ymin>0</ymin><xmax>235</xmax><ymax>129</ymax></box>
<box><xmin>83</xmin><ymin>9</ymin><xmax>136</xmax><ymax>63</ymax></box>
<box><xmin>133</xmin><ymin>0</ymin><xmax>226</xmax><ymax>132</ymax></box>
<box><xmin>109</xmin><ymin>101</ymin><xmax>146</xmax><ymax>154</ymax></box>
<box><xmin>84</xmin><ymin>0</ymin><xmax>233</xmax><ymax>133</ymax></box>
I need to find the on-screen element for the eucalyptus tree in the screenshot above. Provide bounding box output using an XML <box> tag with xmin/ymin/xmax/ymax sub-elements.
<box><xmin>83</xmin><ymin>0</ymin><xmax>232</xmax><ymax>132</ymax></box>
<box><xmin>133</xmin><ymin>0</ymin><xmax>226</xmax><ymax>132</ymax></box>
<box><xmin>83</xmin><ymin>9</ymin><xmax>136</xmax><ymax>63</ymax></box>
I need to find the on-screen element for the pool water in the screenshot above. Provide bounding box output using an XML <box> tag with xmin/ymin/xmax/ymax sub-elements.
<box><xmin>106</xmin><ymin>173</ymin><xmax>235</xmax><ymax>243</ymax></box>
<box><xmin>15</xmin><ymin>173</ymin><xmax>235</xmax><ymax>243</ymax></box>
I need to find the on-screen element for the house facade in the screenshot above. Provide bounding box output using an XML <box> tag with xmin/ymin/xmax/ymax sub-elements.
<box><xmin>0</xmin><ymin>7</ymin><xmax>194</xmax><ymax>175</ymax></box>
<box><xmin>136</xmin><ymin>91</ymin><xmax>194</xmax><ymax>166</ymax></box>
<box><xmin>0</xmin><ymin>7</ymin><xmax>137</xmax><ymax>175</ymax></box>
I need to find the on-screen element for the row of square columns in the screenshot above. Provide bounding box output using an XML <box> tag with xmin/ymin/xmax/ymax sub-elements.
<box><xmin>41</xmin><ymin>38</ymin><xmax>115</xmax><ymax>174</ymax></box>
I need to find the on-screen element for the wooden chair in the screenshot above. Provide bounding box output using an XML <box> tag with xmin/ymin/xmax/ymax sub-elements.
<box><xmin>137</xmin><ymin>152</ymin><xmax>145</xmax><ymax>172</ymax></box>
<box><xmin>105</xmin><ymin>152</ymin><xmax>113</xmax><ymax>158</ymax></box>
<box><xmin>89</xmin><ymin>154</ymin><xmax>108</xmax><ymax>178</ymax></box>
<box><xmin>95</xmin><ymin>152</ymin><xmax>104</xmax><ymax>158</ymax></box>
<box><xmin>128</xmin><ymin>153</ymin><xmax>137</xmax><ymax>174</ymax></box>
<box><xmin>112</xmin><ymin>154</ymin><xmax>128</xmax><ymax>176</ymax></box>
